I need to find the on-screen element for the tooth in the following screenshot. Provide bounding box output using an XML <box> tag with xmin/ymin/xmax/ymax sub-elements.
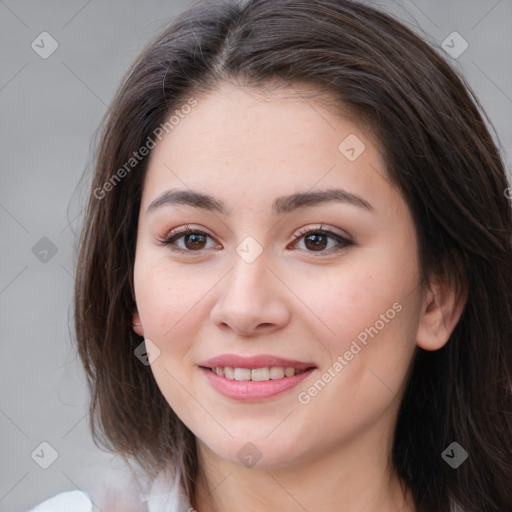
<box><xmin>269</xmin><ymin>367</ymin><xmax>285</xmax><ymax>379</ymax></box>
<box><xmin>233</xmin><ymin>368</ymin><xmax>251</xmax><ymax>381</ymax></box>
<box><xmin>284</xmin><ymin>367</ymin><xmax>296</xmax><ymax>377</ymax></box>
<box><xmin>216</xmin><ymin>365</ymin><xmax>301</xmax><ymax>380</ymax></box>
<box><xmin>251</xmin><ymin>367</ymin><xmax>270</xmax><ymax>381</ymax></box>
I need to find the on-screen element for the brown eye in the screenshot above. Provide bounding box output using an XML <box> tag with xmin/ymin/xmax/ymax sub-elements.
<box><xmin>157</xmin><ymin>225</ymin><xmax>352</xmax><ymax>255</ymax></box>
<box><xmin>159</xmin><ymin>227</ymin><xmax>218</xmax><ymax>252</ymax></box>
<box><xmin>181</xmin><ymin>232</ymin><xmax>207</xmax><ymax>250</ymax></box>
<box><xmin>291</xmin><ymin>226</ymin><xmax>353</xmax><ymax>254</ymax></box>
<box><xmin>303</xmin><ymin>232</ymin><xmax>329</xmax><ymax>251</ymax></box>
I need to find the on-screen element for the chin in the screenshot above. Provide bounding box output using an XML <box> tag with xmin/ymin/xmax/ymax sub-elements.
<box><xmin>200</xmin><ymin>433</ymin><xmax>308</xmax><ymax>470</ymax></box>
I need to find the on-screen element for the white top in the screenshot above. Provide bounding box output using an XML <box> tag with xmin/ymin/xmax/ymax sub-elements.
<box><xmin>27</xmin><ymin>464</ymin><xmax>192</xmax><ymax>512</ymax></box>
<box><xmin>27</xmin><ymin>490</ymin><xmax>93</xmax><ymax>512</ymax></box>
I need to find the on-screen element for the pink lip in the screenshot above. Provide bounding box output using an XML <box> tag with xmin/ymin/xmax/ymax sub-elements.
<box><xmin>200</xmin><ymin>367</ymin><xmax>315</xmax><ymax>401</ymax></box>
<box><xmin>199</xmin><ymin>354</ymin><xmax>317</xmax><ymax>401</ymax></box>
<box><xmin>200</xmin><ymin>354</ymin><xmax>315</xmax><ymax>370</ymax></box>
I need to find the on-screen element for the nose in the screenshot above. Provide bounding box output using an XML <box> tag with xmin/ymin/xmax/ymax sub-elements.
<box><xmin>210</xmin><ymin>251</ymin><xmax>291</xmax><ymax>337</ymax></box>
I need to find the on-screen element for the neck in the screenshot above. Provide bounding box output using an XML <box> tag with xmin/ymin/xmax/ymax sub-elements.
<box><xmin>191</xmin><ymin>424</ymin><xmax>415</xmax><ymax>512</ymax></box>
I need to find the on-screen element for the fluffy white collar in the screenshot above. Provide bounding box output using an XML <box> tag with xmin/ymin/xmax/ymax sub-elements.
<box><xmin>29</xmin><ymin>461</ymin><xmax>192</xmax><ymax>512</ymax></box>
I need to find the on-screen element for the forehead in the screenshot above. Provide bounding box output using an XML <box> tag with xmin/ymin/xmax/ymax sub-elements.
<box><xmin>140</xmin><ymin>81</ymin><xmax>398</xmax><ymax>217</ymax></box>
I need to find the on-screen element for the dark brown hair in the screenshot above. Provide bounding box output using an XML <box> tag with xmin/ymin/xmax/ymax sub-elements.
<box><xmin>74</xmin><ymin>1</ymin><xmax>512</xmax><ymax>510</ymax></box>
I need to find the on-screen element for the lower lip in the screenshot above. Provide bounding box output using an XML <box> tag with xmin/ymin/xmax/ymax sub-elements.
<box><xmin>200</xmin><ymin>367</ymin><xmax>315</xmax><ymax>401</ymax></box>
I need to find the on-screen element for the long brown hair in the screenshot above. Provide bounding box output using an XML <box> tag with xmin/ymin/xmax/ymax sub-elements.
<box><xmin>74</xmin><ymin>1</ymin><xmax>512</xmax><ymax>510</ymax></box>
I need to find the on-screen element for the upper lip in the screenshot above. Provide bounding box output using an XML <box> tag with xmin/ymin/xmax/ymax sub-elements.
<box><xmin>199</xmin><ymin>354</ymin><xmax>316</xmax><ymax>370</ymax></box>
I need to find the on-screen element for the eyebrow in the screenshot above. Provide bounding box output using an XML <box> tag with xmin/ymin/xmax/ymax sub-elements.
<box><xmin>146</xmin><ymin>187</ymin><xmax>374</xmax><ymax>216</ymax></box>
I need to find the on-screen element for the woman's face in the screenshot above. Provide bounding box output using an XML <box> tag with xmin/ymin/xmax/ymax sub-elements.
<box><xmin>132</xmin><ymin>81</ymin><xmax>426</xmax><ymax>468</ymax></box>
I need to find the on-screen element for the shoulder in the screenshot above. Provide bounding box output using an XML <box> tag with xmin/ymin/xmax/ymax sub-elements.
<box><xmin>26</xmin><ymin>457</ymin><xmax>145</xmax><ymax>512</ymax></box>
<box><xmin>27</xmin><ymin>487</ymin><xmax>146</xmax><ymax>512</ymax></box>
<box><xmin>26</xmin><ymin>459</ymin><xmax>191</xmax><ymax>512</ymax></box>
<box><xmin>27</xmin><ymin>490</ymin><xmax>93</xmax><ymax>511</ymax></box>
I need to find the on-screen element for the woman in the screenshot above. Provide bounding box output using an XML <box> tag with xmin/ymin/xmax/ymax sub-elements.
<box><xmin>30</xmin><ymin>0</ymin><xmax>512</xmax><ymax>511</ymax></box>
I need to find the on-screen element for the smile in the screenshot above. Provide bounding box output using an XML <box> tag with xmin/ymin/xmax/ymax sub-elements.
<box><xmin>199</xmin><ymin>361</ymin><xmax>315</xmax><ymax>401</ymax></box>
<box><xmin>208</xmin><ymin>366</ymin><xmax>309</xmax><ymax>381</ymax></box>
<box><xmin>199</xmin><ymin>354</ymin><xmax>317</xmax><ymax>401</ymax></box>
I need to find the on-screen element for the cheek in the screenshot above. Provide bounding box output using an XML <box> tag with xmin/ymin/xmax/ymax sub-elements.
<box><xmin>133</xmin><ymin>255</ymin><xmax>208</xmax><ymax>410</ymax></box>
<box><xmin>296</xmin><ymin>251</ymin><xmax>416</xmax><ymax>347</ymax></box>
<box><xmin>133</xmin><ymin>252</ymin><xmax>232</xmax><ymax>379</ymax></box>
<box><xmin>133</xmin><ymin>253</ymin><xmax>203</xmax><ymax>343</ymax></box>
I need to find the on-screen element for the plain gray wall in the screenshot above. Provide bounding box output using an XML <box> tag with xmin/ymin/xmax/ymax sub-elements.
<box><xmin>1</xmin><ymin>1</ymin><xmax>511</xmax><ymax>511</ymax></box>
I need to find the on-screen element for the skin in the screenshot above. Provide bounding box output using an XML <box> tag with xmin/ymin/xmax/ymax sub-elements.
<box><xmin>132</xmin><ymin>81</ymin><xmax>465</xmax><ymax>512</ymax></box>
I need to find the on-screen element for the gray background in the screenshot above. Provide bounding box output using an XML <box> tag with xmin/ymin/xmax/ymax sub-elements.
<box><xmin>1</xmin><ymin>1</ymin><xmax>511</xmax><ymax>511</ymax></box>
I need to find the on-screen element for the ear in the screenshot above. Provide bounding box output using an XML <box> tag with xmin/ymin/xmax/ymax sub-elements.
<box><xmin>416</xmin><ymin>276</ymin><xmax>467</xmax><ymax>351</ymax></box>
<box><xmin>132</xmin><ymin>309</ymin><xmax>144</xmax><ymax>337</ymax></box>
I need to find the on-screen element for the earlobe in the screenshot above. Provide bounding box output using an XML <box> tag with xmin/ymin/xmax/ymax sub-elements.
<box><xmin>132</xmin><ymin>310</ymin><xmax>144</xmax><ymax>337</ymax></box>
<box><xmin>416</xmin><ymin>278</ymin><xmax>467</xmax><ymax>351</ymax></box>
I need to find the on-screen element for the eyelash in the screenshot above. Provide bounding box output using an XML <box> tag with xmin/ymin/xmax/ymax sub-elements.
<box><xmin>157</xmin><ymin>224</ymin><xmax>353</xmax><ymax>255</ymax></box>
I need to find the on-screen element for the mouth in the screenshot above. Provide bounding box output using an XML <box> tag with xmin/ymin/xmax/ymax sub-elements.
<box><xmin>204</xmin><ymin>365</ymin><xmax>312</xmax><ymax>381</ymax></box>
<box><xmin>198</xmin><ymin>354</ymin><xmax>317</xmax><ymax>401</ymax></box>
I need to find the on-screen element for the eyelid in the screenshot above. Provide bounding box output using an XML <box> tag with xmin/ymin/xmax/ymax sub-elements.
<box><xmin>287</xmin><ymin>224</ymin><xmax>353</xmax><ymax>255</ymax></box>
<box><xmin>291</xmin><ymin>223</ymin><xmax>352</xmax><ymax>243</ymax></box>
<box><xmin>156</xmin><ymin>223</ymin><xmax>353</xmax><ymax>254</ymax></box>
<box><xmin>155</xmin><ymin>224</ymin><xmax>219</xmax><ymax>250</ymax></box>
